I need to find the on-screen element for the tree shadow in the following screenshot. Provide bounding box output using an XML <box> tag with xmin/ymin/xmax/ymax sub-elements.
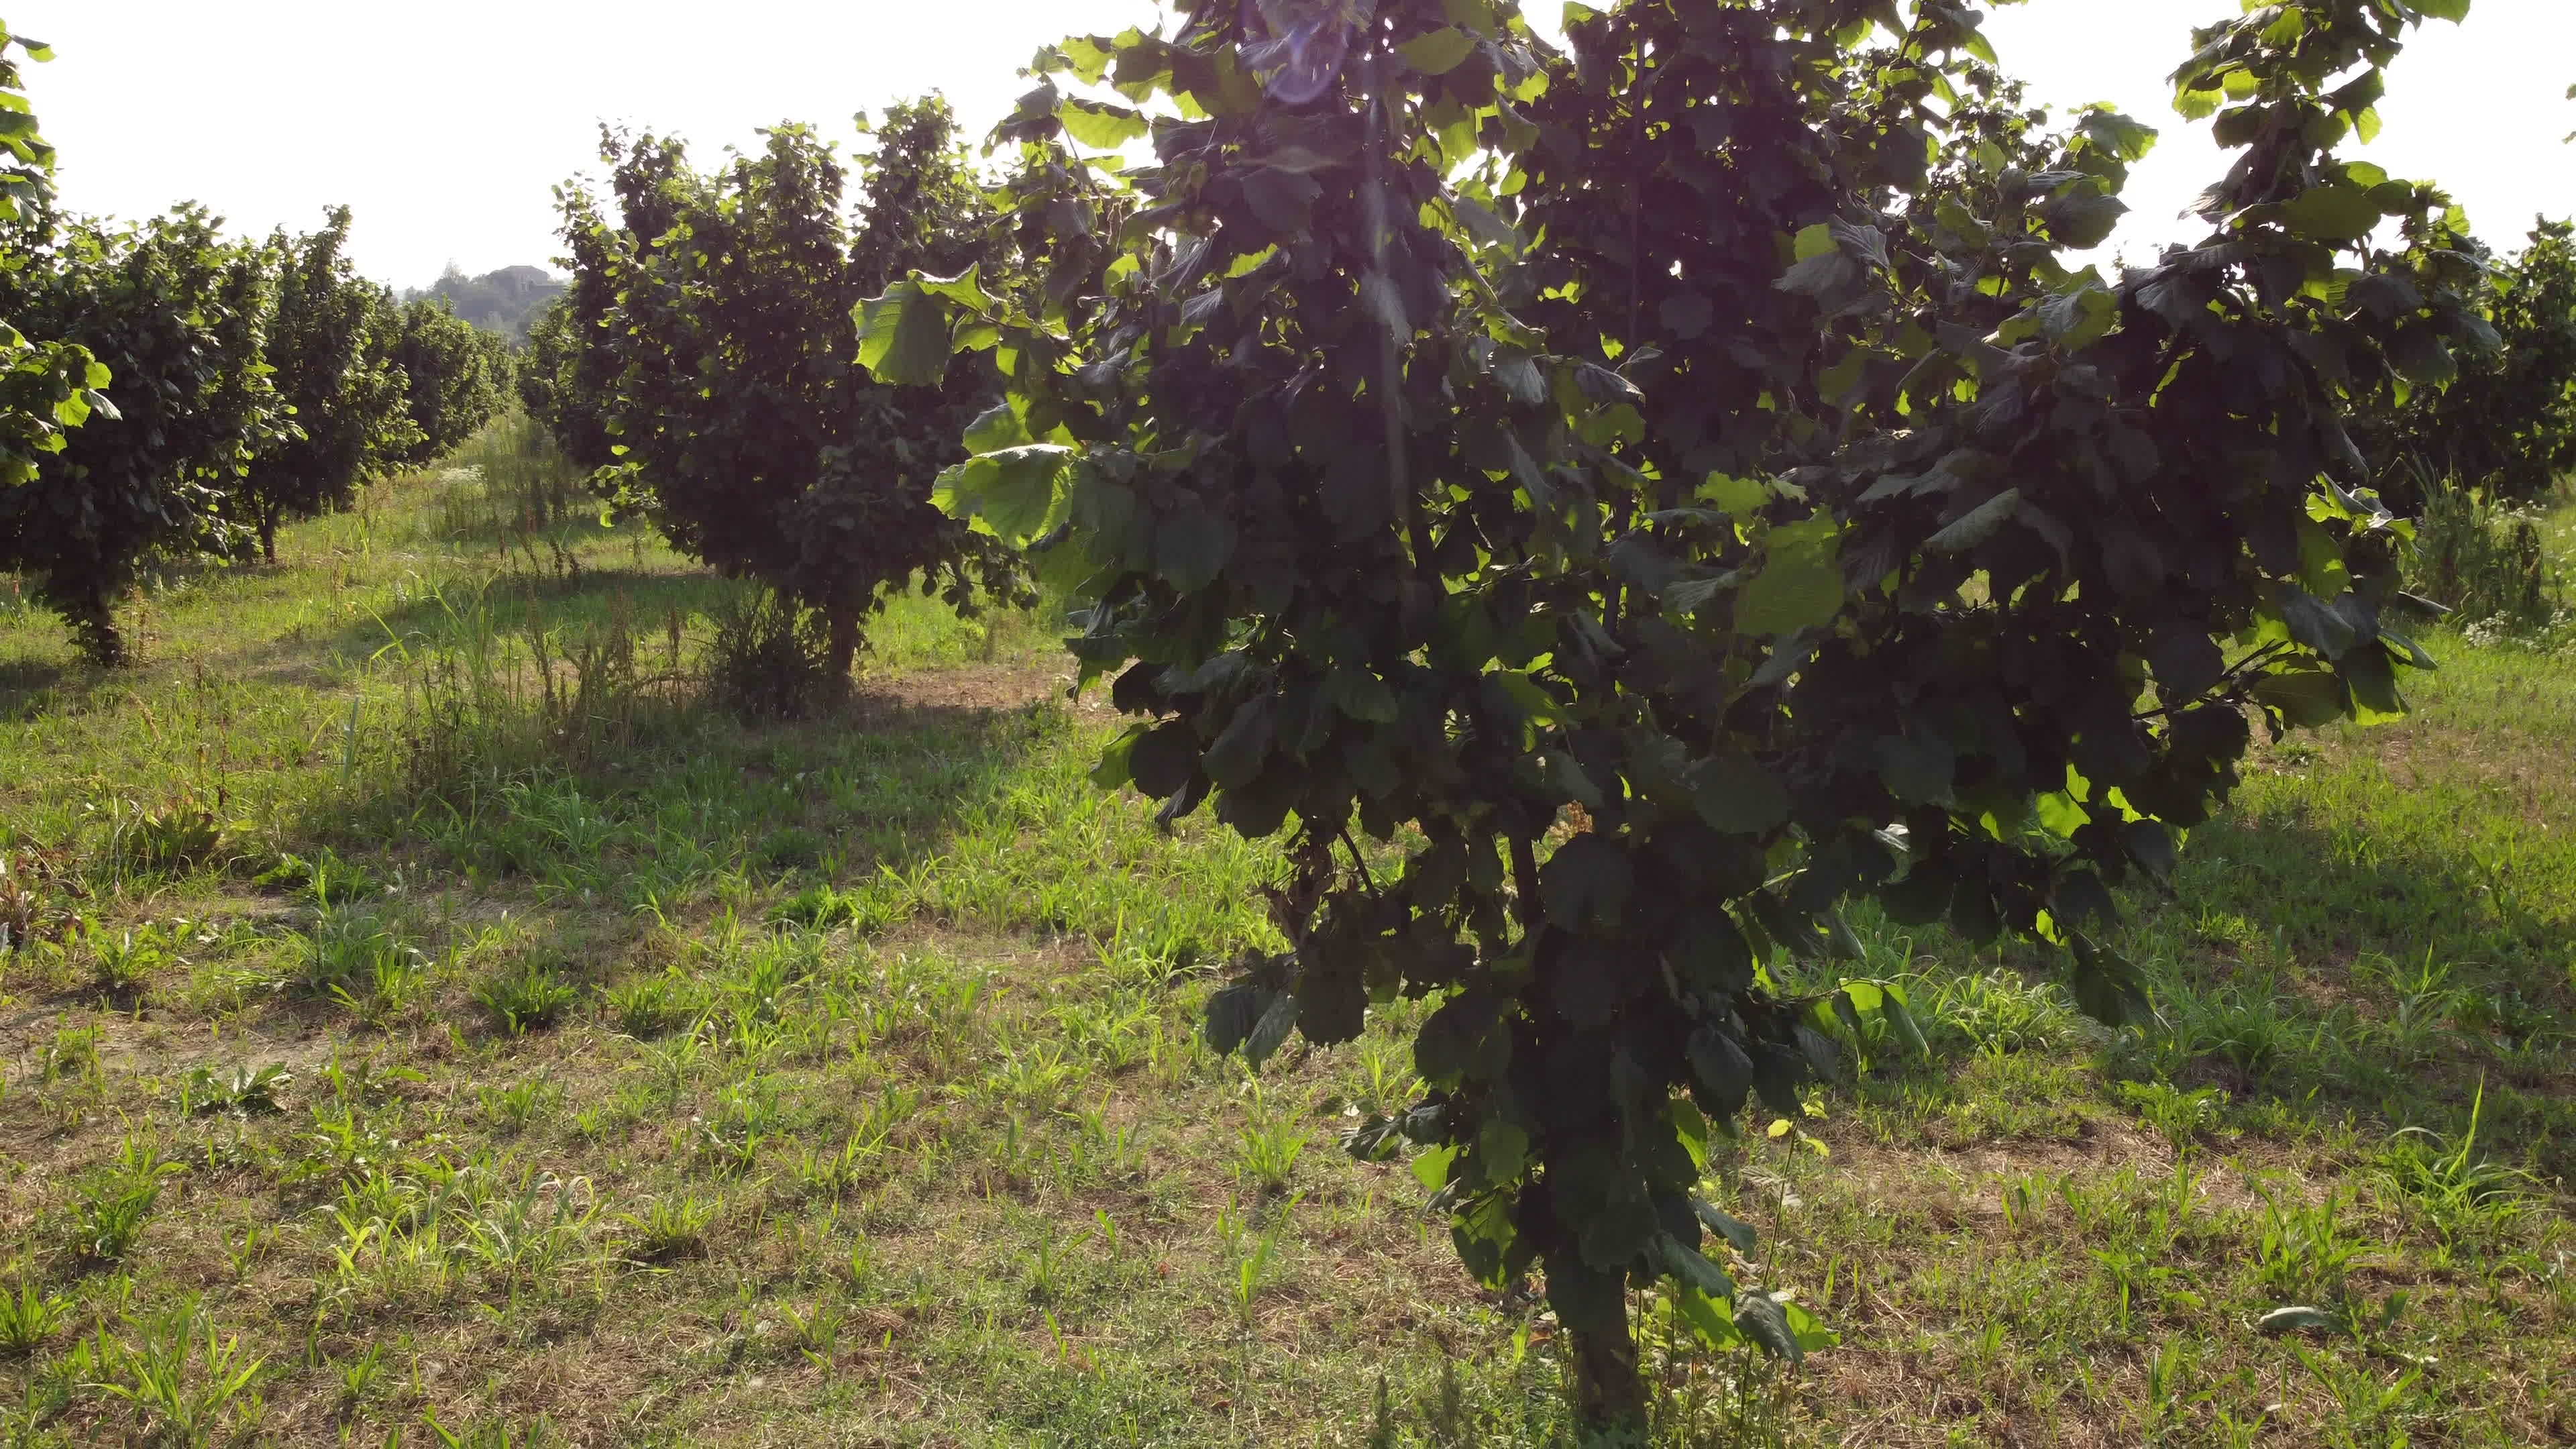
<box><xmin>237</xmin><ymin>566</ymin><xmax>745</xmax><ymax>682</ymax></box>
<box><xmin>1876</xmin><ymin>805</ymin><xmax>2576</xmax><ymax>1181</ymax></box>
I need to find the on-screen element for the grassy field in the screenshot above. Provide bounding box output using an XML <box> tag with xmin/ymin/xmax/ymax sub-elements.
<box><xmin>0</xmin><ymin>433</ymin><xmax>2567</xmax><ymax>1447</ymax></box>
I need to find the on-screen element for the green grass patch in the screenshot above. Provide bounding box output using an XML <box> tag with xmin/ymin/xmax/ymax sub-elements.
<box><xmin>0</xmin><ymin>441</ymin><xmax>2565</xmax><ymax>1445</ymax></box>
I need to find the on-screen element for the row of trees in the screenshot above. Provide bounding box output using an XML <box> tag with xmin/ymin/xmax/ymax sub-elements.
<box><xmin>518</xmin><ymin>98</ymin><xmax>1029</xmax><ymax>676</ymax></box>
<box><xmin>0</xmin><ymin>28</ymin><xmax>513</xmax><ymax>663</ymax></box>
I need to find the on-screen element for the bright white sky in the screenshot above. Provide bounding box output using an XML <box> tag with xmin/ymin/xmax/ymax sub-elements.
<box><xmin>13</xmin><ymin>1</ymin><xmax>2573</xmax><ymax>288</ymax></box>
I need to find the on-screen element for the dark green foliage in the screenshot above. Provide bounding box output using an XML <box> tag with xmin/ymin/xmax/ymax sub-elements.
<box><xmin>2362</xmin><ymin>219</ymin><xmax>2576</xmax><ymax>506</ymax></box>
<box><xmin>239</xmin><ymin>207</ymin><xmax>413</xmax><ymax>562</ymax></box>
<box><xmin>0</xmin><ymin>206</ymin><xmax>282</xmax><ymax>662</ymax></box>
<box><xmin>869</xmin><ymin>0</ymin><xmax>2488</xmax><ymax>1425</ymax></box>
<box><xmin>519</xmin><ymin>178</ymin><xmax>630</xmax><ymax>478</ymax></box>
<box><xmin>555</xmin><ymin>101</ymin><xmax>1031</xmax><ymax>676</ymax></box>
<box><xmin>0</xmin><ymin>23</ymin><xmax>106</xmax><ymax>492</ymax></box>
<box><xmin>386</xmin><ymin>297</ymin><xmax>513</xmax><ymax>467</ymax></box>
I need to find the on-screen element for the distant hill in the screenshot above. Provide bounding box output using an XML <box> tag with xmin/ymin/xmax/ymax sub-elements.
<box><xmin>403</xmin><ymin>264</ymin><xmax>568</xmax><ymax>341</ymax></box>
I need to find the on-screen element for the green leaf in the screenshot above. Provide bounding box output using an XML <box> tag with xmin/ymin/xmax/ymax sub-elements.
<box><xmin>1688</xmin><ymin>754</ymin><xmax>1789</xmax><ymax>835</ymax></box>
<box><xmin>962</xmin><ymin>402</ymin><xmax>1032</xmax><ymax>455</ymax></box>
<box><xmin>1734</xmin><ymin>1292</ymin><xmax>1803</xmax><ymax>1364</ymax></box>
<box><xmin>1397</xmin><ymin>27</ymin><xmax>1479</xmax><ymax>76</ymax></box>
<box><xmin>1154</xmin><ymin>506</ymin><xmax>1232</xmax><ymax>592</ymax></box>
<box><xmin>1412</xmin><ymin>1143</ymin><xmax>1458</xmax><ymax>1191</ymax></box>
<box><xmin>1693</xmin><ymin>1199</ymin><xmax>1760</xmax><ymax>1254</ymax></box>
<box><xmin>2253</xmin><ymin>669</ymin><xmax>2349</xmax><ymax>729</ymax></box>
<box><xmin>934</xmin><ymin>445</ymin><xmax>1075</xmax><ymax>544</ymax></box>
<box><xmin>1059</xmin><ymin>97</ymin><xmax>1148</xmax><ymax>149</ymax></box>
<box><xmin>1241</xmin><ymin>167</ymin><xmax>1323</xmax><ymax>236</ymax></box>
<box><xmin>1658</xmin><ymin>291</ymin><xmax>1714</xmax><ymax>339</ymax></box>
<box><xmin>1541</xmin><ymin>835</ymin><xmax>1631</xmax><ymax>929</ymax></box>
<box><xmin>853</xmin><ymin>280</ymin><xmax>954</xmax><ymax>388</ymax></box>
<box><xmin>2277</xmin><ymin>185</ymin><xmax>2383</xmax><ymax>241</ymax></box>
<box><xmin>1925</xmin><ymin>488</ymin><xmax>2022</xmax><ymax>553</ymax></box>
<box><xmin>1735</xmin><ymin>517</ymin><xmax>1843</xmax><ymax>636</ymax></box>
<box><xmin>1878</xmin><ymin>987</ymin><xmax>1931</xmax><ymax>1058</ymax></box>
<box><xmin>1657</xmin><ymin>1234</ymin><xmax>1735</xmax><ymax>1297</ymax></box>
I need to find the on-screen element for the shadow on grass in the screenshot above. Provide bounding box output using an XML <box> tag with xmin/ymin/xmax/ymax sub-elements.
<box><xmin>1850</xmin><ymin>805</ymin><xmax>2576</xmax><ymax>1179</ymax></box>
<box><xmin>0</xmin><ymin>653</ymin><xmax>83</xmax><ymax>722</ymax></box>
<box><xmin>249</xmin><ymin>566</ymin><xmax>745</xmax><ymax>679</ymax></box>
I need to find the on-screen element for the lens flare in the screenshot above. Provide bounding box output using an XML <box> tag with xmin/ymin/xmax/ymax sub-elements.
<box><xmin>1241</xmin><ymin>0</ymin><xmax>1376</xmax><ymax>106</ymax></box>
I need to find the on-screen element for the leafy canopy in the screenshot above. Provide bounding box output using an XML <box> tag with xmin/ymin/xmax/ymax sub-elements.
<box><xmin>550</xmin><ymin>102</ymin><xmax>1032</xmax><ymax>674</ymax></box>
<box><xmin>0</xmin><ymin>21</ymin><xmax>108</xmax><ymax>493</ymax></box>
<box><xmin>862</xmin><ymin>0</ymin><xmax>2480</xmax><ymax>1420</ymax></box>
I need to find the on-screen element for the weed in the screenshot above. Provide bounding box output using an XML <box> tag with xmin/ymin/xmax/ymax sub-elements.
<box><xmin>0</xmin><ymin>1279</ymin><xmax>67</xmax><ymax>1357</ymax></box>
<box><xmin>780</xmin><ymin>1300</ymin><xmax>848</xmax><ymax>1366</ymax></box>
<box><xmin>704</xmin><ymin>586</ymin><xmax>835</xmax><ymax>721</ymax></box>
<box><xmin>2252</xmin><ymin>1188</ymin><xmax>2369</xmax><ymax>1306</ymax></box>
<box><xmin>619</xmin><ymin>1192</ymin><xmax>716</xmax><ymax>1263</ymax></box>
<box><xmin>2409</xmin><ymin>476</ymin><xmax>2562</xmax><ymax>633</ymax></box>
<box><xmin>334</xmin><ymin>1340</ymin><xmax>386</xmax><ymax>1409</ymax></box>
<box><xmin>36</xmin><ymin>1025</ymin><xmax>98</xmax><ymax>1083</ymax></box>
<box><xmin>2117</xmin><ymin>1079</ymin><xmax>2229</xmax><ymax>1155</ymax></box>
<box><xmin>756</xmin><ymin>826</ymin><xmax>826</xmax><ymax>873</ymax></box>
<box><xmin>93</xmin><ymin>794</ymin><xmax>226</xmax><ymax>879</ymax></box>
<box><xmin>0</xmin><ymin>845</ymin><xmax>85</xmax><ymax>955</ymax></box>
<box><xmin>170</xmin><ymin>1062</ymin><xmax>291</xmax><ymax>1118</ymax></box>
<box><xmin>92</xmin><ymin>1301</ymin><xmax>268</xmax><ymax>1446</ymax></box>
<box><xmin>87</xmin><ymin>920</ymin><xmax>183</xmax><ymax>1002</ymax></box>
<box><xmin>1238</xmin><ymin>1112</ymin><xmax>1311</xmax><ymax>1194</ymax></box>
<box><xmin>299</xmin><ymin>906</ymin><xmax>417</xmax><ymax>1001</ymax></box>
<box><xmin>604</xmin><ymin>971</ymin><xmax>696</xmax><ymax>1037</ymax></box>
<box><xmin>72</xmin><ymin>1173</ymin><xmax>167</xmax><ymax>1263</ymax></box>
<box><xmin>479</xmin><ymin>1075</ymin><xmax>564</xmax><ymax>1136</ymax></box>
<box><xmin>473</xmin><ymin>961</ymin><xmax>576</xmax><ymax>1034</ymax></box>
<box><xmin>2379</xmin><ymin>1083</ymin><xmax>2534</xmax><ymax>1251</ymax></box>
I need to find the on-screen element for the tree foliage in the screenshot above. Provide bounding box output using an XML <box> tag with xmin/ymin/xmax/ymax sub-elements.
<box><xmin>0</xmin><ymin>206</ymin><xmax>282</xmax><ymax>661</ymax></box>
<box><xmin>549</xmin><ymin>101</ymin><xmax>1030</xmax><ymax>675</ymax></box>
<box><xmin>386</xmin><ymin>295</ymin><xmax>514</xmax><ymax>469</ymax></box>
<box><xmin>0</xmin><ymin>21</ymin><xmax>107</xmax><ymax>492</ymax></box>
<box><xmin>234</xmin><ymin>207</ymin><xmax>416</xmax><ymax>563</ymax></box>
<box><xmin>2362</xmin><ymin>218</ymin><xmax>2576</xmax><ymax>507</ymax></box>
<box><xmin>863</xmin><ymin>0</ymin><xmax>2481</xmax><ymax>1423</ymax></box>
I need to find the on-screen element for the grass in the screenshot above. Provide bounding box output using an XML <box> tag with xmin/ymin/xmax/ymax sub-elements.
<box><xmin>0</xmin><ymin>431</ymin><xmax>2565</xmax><ymax>1444</ymax></box>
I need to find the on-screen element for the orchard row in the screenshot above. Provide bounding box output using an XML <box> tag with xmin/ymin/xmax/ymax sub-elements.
<box><xmin>0</xmin><ymin>27</ymin><xmax>512</xmax><ymax>663</ymax></box>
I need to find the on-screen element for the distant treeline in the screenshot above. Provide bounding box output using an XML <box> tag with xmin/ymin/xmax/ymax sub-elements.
<box><xmin>404</xmin><ymin>264</ymin><xmax>568</xmax><ymax>341</ymax></box>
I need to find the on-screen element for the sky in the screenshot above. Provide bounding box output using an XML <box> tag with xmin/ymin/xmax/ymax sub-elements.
<box><xmin>12</xmin><ymin>1</ymin><xmax>2573</xmax><ymax>288</ymax></box>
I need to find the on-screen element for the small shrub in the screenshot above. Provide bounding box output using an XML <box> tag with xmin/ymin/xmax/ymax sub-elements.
<box><xmin>474</xmin><ymin>961</ymin><xmax>576</xmax><ymax>1034</ymax></box>
<box><xmin>704</xmin><ymin>587</ymin><xmax>836</xmax><ymax>722</ymax></box>
<box><xmin>2116</xmin><ymin>1079</ymin><xmax>2228</xmax><ymax>1155</ymax></box>
<box><xmin>768</xmin><ymin>883</ymin><xmax>845</xmax><ymax>928</ymax></box>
